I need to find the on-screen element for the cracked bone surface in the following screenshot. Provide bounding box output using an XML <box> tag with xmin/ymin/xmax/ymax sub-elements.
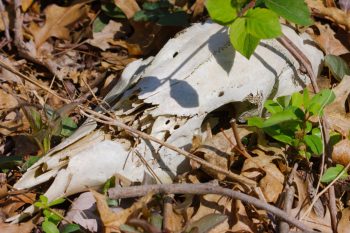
<box><xmin>9</xmin><ymin>22</ymin><xmax>323</xmax><ymax>222</ymax></box>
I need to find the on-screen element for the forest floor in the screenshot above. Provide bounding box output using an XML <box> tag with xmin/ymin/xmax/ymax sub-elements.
<box><xmin>1</xmin><ymin>0</ymin><xmax>350</xmax><ymax>233</ymax></box>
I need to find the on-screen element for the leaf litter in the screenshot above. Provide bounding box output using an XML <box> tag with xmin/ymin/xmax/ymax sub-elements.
<box><xmin>0</xmin><ymin>0</ymin><xmax>350</xmax><ymax>233</ymax></box>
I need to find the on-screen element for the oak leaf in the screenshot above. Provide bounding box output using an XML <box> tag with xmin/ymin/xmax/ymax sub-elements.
<box><xmin>92</xmin><ymin>190</ymin><xmax>153</xmax><ymax>233</ymax></box>
<box><xmin>306</xmin><ymin>22</ymin><xmax>349</xmax><ymax>56</ymax></box>
<box><xmin>28</xmin><ymin>2</ymin><xmax>89</xmax><ymax>47</ymax></box>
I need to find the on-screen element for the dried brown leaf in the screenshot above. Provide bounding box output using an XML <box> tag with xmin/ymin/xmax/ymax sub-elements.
<box><xmin>325</xmin><ymin>75</ymin><xmax>350</xmax><ymax>136</ymax></box>
<box><xmin>193</xmin><ymin>127</ymin><xmax>252</xmax><ymax>180</ymax></box>
<box><xmin>306</xmin><ymin>0</ymin><xmax>350</xmax><ymax>30</ymax></box>
<box><xmin>0</xmin><ymin>220</ymin><xmax>35</xmax><ymax>233</ymax></box>
<box><xmin>0</xmin><ymin>89</ymin><xmax>18</xmax><ymax>109</ymax></box>
<box><xmin>21</xmin><ymin>0</ymin><xmax>34</xmax><ymax>12</ymax></box>
<box><xmin>231</xmin><ymin>199</ymin><xmax>256</xmax><ymax>232</ymax></box>
<box><xmin>242</xmin><ymin>150</ymin><xmax>284</xmax><ymax>203</ymax></box>
<box><xmin>28</xmin><ymin>2</ymin><xmax>89</xmax><ymax>47</ymax></box>
<box><xmin>306</xmin><ymin>23</ymin><xmax>349</xmax><ymax>56</ymax></box>
<box><xmin>290</xmin><ymin>175</ymin><xmax>332</xmax><ymax>233</ymax></box>
<box><xmin>92</xmin><ymin>190</ymin><xmax>153</xmax><ymax>233</ymax></box>
<box><xmin>0</xmin><ymin>174</ymin><xmax>7</xmax><ymax>199</ymax></box>
<box><xmin>0</xmin><ymin>11</ymin><xmax>7</xmax><ymax>32</ymax></box>
<box><xmin>88</xmin><ymin>20</ymin><xmax>122</xmax><ymax>51</ymax></box>
<box><xmin>338</xmin><ymin>207</ymin><xmax>350</xmax><ymax>233</ymax></box>
<box><xmin>191</xmin><ymin>0</ymin><xmax>205</xmax><ymax>18</ymax></box>
<box><xmin>114</xmin><ymin>0</ymin><xmax>140</xmax><ymax>19</ymax></box>
<box><xmin>189</xmin><ymin>194</ymin><xmax>231</xmax><ymax>232</ymax></box>
<box><xmin>65</xmin><ymin>192</ymin><xmax>99</xmax><ymax>232</ymax></box>
<box><xmin>1</xmin><ymin>193</ymin><xmax>36</xmax><ymax>217</ymax></box>
<box><xmin>332</xmin><ymin>139</ymin><xmax>350</xmax><ymax>166</ymax></box>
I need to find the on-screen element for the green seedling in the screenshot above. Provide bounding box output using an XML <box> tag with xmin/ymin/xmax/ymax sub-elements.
<box><xmin>22</xmin><ymin>103</ymin><xmax>78</xmax><ymax>155</ymax></box>
<box><xmin>248</xmin><ymin>89</ymin><xmax>348</xmax><ymax>182</ymax></box>
<box><xmin>206</xmin><ymin>0</ymin><xmax>313</xmax><ymax>58</ymax></box>
<box><xmin>34</xmin><ymin>195</ymin><xmax>80</xmax><ymax>233</ymax></box>
<box><xmin>248</xmin><ymin>89</ymin><xmax>335</xmax><ymax>159</ymax></box>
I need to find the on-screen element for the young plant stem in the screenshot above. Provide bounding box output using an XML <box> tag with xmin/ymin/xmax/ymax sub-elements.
<box><xmin>277</xmin><ymin>34</ymin><xmax>337</xmax><ymax>232</ymax></box>
<box><xmin>238</xmin><ymin>0</ymin><xmax>256</xmax><ymax>17</ymax></box>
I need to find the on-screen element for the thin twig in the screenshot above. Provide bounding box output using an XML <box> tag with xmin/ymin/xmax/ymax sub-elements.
<box><xmin>0</xmin><ymin>56</ymin><xmax>256</xmax><ymax>187</ymax></box>
<box><xmin>279</xmin><ymin>163</ymin><xmax>298</xmax><ymax>233</ymax></box>
<box><xmin>230</xmin><ymin>119</ymin><xmax>251</xmax><ymax>158</ymax></box>
<box><xmin>80</xmin><ymin>108</ymin><xmax>256</xmax><ymax>187</ymax></box>
<box><xmin>108</xmin><ymin>183</ymin><xmax>317</xmax><ymax>233</ymax></box>
<box><xmin>0</xmin><ymin>59</ymin><xmax>69</xmax><ymax>103</ymax></box>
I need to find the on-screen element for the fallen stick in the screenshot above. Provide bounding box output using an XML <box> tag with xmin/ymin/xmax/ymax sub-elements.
<box><xmin>108</xmin><ymin>182</ymin><xmax>318</xmax><ymax>233</ymax></box>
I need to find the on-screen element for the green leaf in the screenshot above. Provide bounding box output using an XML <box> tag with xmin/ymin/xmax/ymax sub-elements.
<box><xmin>299</xmin><ymin>150</ymin><xmax>311</xmax><ymax>159</ymax></box>
<box><xmin>307</xmin><ymin>89</ymin><xmax>335</xmax><ymax>116</ymax></box>
<box><xmin>324</xmin><ymin>55</ymin><xmax>350</xmax><ymax>81</ymax></box>
<box><xmin>263</xmin><ymin>125</ymin><xmax>296</xmax><ymax>145</ymax></box>
<box><xmin>107</xmin><ymin>198</ymin><xmax>119</xmax><ymax>207</ymax></box>
<box><xmin>264</xmin><ymin>100</ymin><xmax>283</xmax><ymax>114</ymax></box>
<box><xmin>271</xmin><ymin>133</ymin><xmax>295</xmax><ymax>145</ymax></box>
<box><xmin>229</xmin><ymin>17</ymin><xmax>260</xmax><ymax>58</ymax></box>
<box><xmin>93</xmin><ymin>16</ymin><xmax>109</xmax><ymax>33</ymax></box>
<box><xmin>304</xmin><ymin>135</ymin><xmax>323</xmax><ymax>156</ymax></box>
<box><xmin>311</xmin><ymin>128</ymin><xmax>321</xmax><ymax>137</ymax></box>
<box><xmin>103</xmin><ymin>176</ymin><xmax>116</xmax><ymax>194</ymax></box>
<box><xmin>206</xmin><ymin>0</ymin><xmax>238</xmax><ymax>24</ymax></box>
<box><xmin>185</xmin><ymin>214</ymin><xmax>227</xmax><ymax>233</ymax></box>
<box><xmin>48</xmin><ymin>197</ymin><xmax>65</xmax><ymax>207</ymax></box>
<box><xmin>321</xmin><ymin>164</ymin><xmax>348</xmax><ymax>183</ymax></box>
<box><xmin>60</xmin><ymin>117</ymin><xmax>77</xmax><ymax>137</ymax></box>
<box><xmin>330</xmin><ymin>132</ymin><xmax>342</xmax><ymax>147</ymax></box>
<box><xmin>305</xmin><ymin>121</ymin><xmax>312</xmax><ymax>133</ymax></box>
<box><xmin>245</xmin><ymin>8</ymin><xmax>282</xmax><ymax>39</ymax></box>
<box><xmin>29</xmin><ymin>108</ymin><xmax>42</xmax><ymax>133</ymax></box>
<box><xmin>42</xmin><ymin>220</ymin><xmax>59</xmax><ymax>233</ymax></box>
<box><xmin>303</xmin><ymin>88</ymin><xmax>310</xmax><ymax>109</ymax></box>
<box><xmin>34</xmin><ymin>201</ymin><xmax>45</xmax><ymax>209</ymax></box>
<box><xmin>291</xmin><ymin>92</ymin><xmax>303</xmax><ymax>108</ymax></box>
<box><xmin>276</xmin><ymin>95</ymin><xmax>291</xmax><ymax>108</ymax></box>
<box><xmin>22</xmin><ymin>155</ymin><xmax>40</xmax><ymax>170</ymax></box>
<box><xmin>265</xmin><ymin>0</ymin><xmax>313</xmax><ymax>26</ymax></box>
<box><xmin>262</xmin><ymin>107</ymin><xmax>303</xmax><ymax>128</ymax></box>
<box><xmin>39</xmin><ymin>195</ymin><xmax>49</xmax><ymax>204</ymax></box>
<box><xmin>61</xmin><ymin>224</ymin><xmax>80</xmax><ymax>233</ymax></box>
<box><xmin>247</xmin><ymin>116</ymin><xmax>264</xmax><ymax>128</ymax></box>
<box><xmin>43</xmin><ymin>209</ymin><xmax>62</xmax><ymax>224</ymax></box>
